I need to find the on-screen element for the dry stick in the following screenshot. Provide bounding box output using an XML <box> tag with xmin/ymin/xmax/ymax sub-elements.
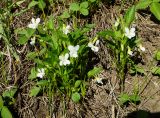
<box><xmin>16</xmin><ymin>44</ymin><xmax>27</xmax><ymax>54</ymax></box>
<box><xmin>139</xmin><ymin>48</ymin><xmax>154</xmax><ymax>96</ymax></box>
<box><xmin>108</xmin><ymin>78</ymin><xmax>125</xmax><ymax>118</ymax></box>
<box><xmin>112</xmin><ymin>105</ymin><xmax>115</xmax><ymax>118</ymax></box>
<box><xmin>139</xmin><ymin>88</ymin><xmax>160</xmax><ymax>109</ymax></box>
<box><xmin>7</xmin><ymin>45</ymin><xmax>12</xmax><ymax>78</ymax></box>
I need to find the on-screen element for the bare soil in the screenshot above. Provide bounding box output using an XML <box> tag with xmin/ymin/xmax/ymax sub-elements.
<box><xmin>0</xmin><ymin>1</ymin><xmax>160</xmax><ymax>118</ymax></box>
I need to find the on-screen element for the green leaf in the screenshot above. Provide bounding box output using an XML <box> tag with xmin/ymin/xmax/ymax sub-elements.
<box><xmin>26</xmin><ymin>52</ymin><xmax>37</xmax><ymax>60</ymax></box>
<box><xmin>69</xmin><ymin>3</ymin><xmax>80</xmax><ymax>11</ymax></box>
<box><xmin>80</xmin><ymin>8</ymin><xmax>89</xmax><ymax>16</ymax></box>
<box><xmin>28</xmin><ymin>68</ymin><xmax>37</xmax><ymax>80</ymax></box>
<box><xmin>39</xmin><ymin>48</ymin><xmax>47</xmax><ymax>56</ymax></box>
<box><xmin>16</xmin><ymin>0</ymin><xmax>26</xmax><ymax>6</ymax></box>
<box><xmin>60</xmin><ymin>11</ymin><xmax>70</xmax><ymax>19</ymax></box>
<box><xmin>38</xmin><ymin>0</ymin><xmax>46</xmax><ymax>11</ymax></box>
<box><xmin>130</xmin><ymin>95</ymin><xmax>140</xmax><ymax>103</ymax></box>
<box><xmin>151</xmin><ymin>67</ymin><xmax>160</xmax><ymax>75</ymax></box>
<box><xmin>89</xmin><ymin>0</ymin><xmax>96</xmax><ymax>2</ymax></box>
<box><xmin>47</xmin><ymin>16</ymin><xmax>54</xmax><ymax>29</ymax></box>
<box><xmin>88</xmin><ymin>67</ymin><xmax>103</xmax><ymax>78</ymax></box>
<box><xmin>18</xmin><ymin>35</ymin><xmax>28</xmax><ymax>45</ymax></box>
<box><xmin>0</xmin><ymin>96</ymin><xmax>4</xmax><ymax>109</ymax></box>
<box><xmin>135</xmin><ymin>66</ymin><xmax>145</xmax><ymax>74</ymax></box>
<box><xmin>1</xmin><ymin>106</ymin><xmax>12</xmax><ymax>118</ymax></box>
<box><xmin>25</xmin><ymin>28</ymin><xmax>35</xmax><ymax>38</ymax></box>
<box><xmin>80</xmin><ymin>2</ymin><xmax>89</xmax><ymax>9</ymax></box>
<box><xmin>124</xmin><ymin>5</ymin><xmax>136</xmax><ymax>27</ymax></box>
<box><xmin>2</xmin><ymin>87</ymin><xmax>17</xmax><ymax>98</ymax></box>
<box><xmin>74</xmin><ymin>80</ymin><xmax>82</xmax><ymax>88</ymax></box>
<box><xmin>136</xmin><ymin>0</ymin><xmax>152</xmax><ymax>10</ymax></box>
<box><xmin>60</xmin><ymin>10</ymin><xmax>70</xmax><ymax>18</ymax></box>
<box><xmin>152</xmin><ymin>0</ymin><xmax>160</xmax><ymax>2</ymax></box>
<box><xmin>71</xmin><ymin>92</ymin><xmax>81</xmax><ymax>103</ymax></box>
<box><xmin>29</xmin><ymin>86</ymin><xmax>41</xmax><ymax>97</ymax></box>
<box><xmin>36</xmin><ymin>80</ymin><xmax>48</xmax><ymax>86</ymax></box>
<box><xmin>28</xmin><ymin>1</ymin><xmax>39</xmax><ymax>9</ymax></box>
<box><xmin>150</xmin><ymin>2</ymin><xmax>160</xmax><ymax>21</ymax></box>
<box><xmin>119</xmin><ymin>93</ymin><xmax>130</xmax><ymax>105</ymax></box>
<box><xmin>15</xmin><ymin>28</ymin><xmax>26</xmax><ymax>35</ymax></box>
<box><xmin>98</xmin><ymin>30</ymin><xmax>115</xmax><ymax>38</ymax></box>
<box><xmin>155</xmin><ymin>51</ymin><xmax>160</xmax><ymax>61</ymax></box>
<box><xmin>0</xmin><ymin>24</ymin><xmax>5</xmax><ymax>36</ymax></box>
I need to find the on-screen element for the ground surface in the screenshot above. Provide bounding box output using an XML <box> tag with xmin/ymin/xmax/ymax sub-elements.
<box><xmin>0</xmin><ymin>0</ymin><xmax>160</xmax><ymax>118</ymax></box>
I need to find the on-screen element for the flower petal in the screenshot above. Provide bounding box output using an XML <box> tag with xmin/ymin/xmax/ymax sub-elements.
<box><xmin>68</xmin><ymin>45</ymin><xmax>73</xmax><ymax>51</ymax></box>
<box><xmin>31</xmin><ymin>18</ymin><xmax>35</xmax><ymax>24</ymax></box>
<box><xmin>75</xmin><ymin>45</ymin><xmax>79</xmax><ymax>51</ymax></box>
<box><xmin>95</xmin><ymin>40</ymin><xmax>99</xmax><ymax>46</ymax></box>
<box><xmin>36</xmin><ymin>18</ymin><xmax>40</xmax><ymax>24</ymax></box>
<box><xmin>88</xmin><ymin>43</ymin><xmax>93</xmax><ymax>48</ymax></box>
<box><xmin>65</xmin><ymin>53</ymin><xmax>69</xmax><ymax>59</ymax></box>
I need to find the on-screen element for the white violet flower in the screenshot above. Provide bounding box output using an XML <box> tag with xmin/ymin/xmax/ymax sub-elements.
<box><xmin>37</xmin><ymin>68</ymin><xmax>45</xmax><ymax>78</ymax></box>
<box><xmin>128</xmin><ymin>46</ymin><xmax>133</xmax><ymax>56</ymax></box>
<box><xmin>88</xmin><ymin>40</ymin><xmax>99</xmax><ymax>52</ymax></box>
<box><xmin>125</xmin><ymin>27</ymin><xmax>135</xmax><ymax>39</ymax></box>
<box><xmin>114</xmin><ymin>19</ymin><xmax>119</xmax><ymax>27</ymax></box>
<box><xmin>63</xmin><ymin>25</ymin><xmax>71</xmax><ymax>34</ymax></box>
<box><xmin>30</xmin><ymin>37</ymin><xmax>35</xmax><ymax>45</ymax></box>
<box><xmin>59</xmin><ymin>53</ymin><xmax>70</xmax><ymax>66</ymax></box>
<box><xmin>139</xmin><ymin>44</ymin><xmax>145</xmax><ymax>52</ymax></box>
<box><xmin>95</xmin><ymin>77</ymin><xmax>103</xmax><ymax>84</ymax></box>
<box><xmin>68</xmin><ymin>45</ymin><xmax>79</xmax><ymax>58</ymax></box>
<box><xmin>28</xmin><ymin>18</ymin><xmax>40</xmax><ymax>29</ymax></box>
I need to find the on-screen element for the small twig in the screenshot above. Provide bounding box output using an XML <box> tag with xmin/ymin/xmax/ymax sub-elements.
<box><xmin>7</xmin><ymin>45</ymin><xmax>12</xmax><ymax>78</ymax></box>
<box><xmin>112</xmin><ymin>105</ymin><xmax>115</xmax><ymax>118</ymax></box>
<box><xmin>17</xmin><ymin>44</ymin><xmax>27</xmax><ymax>54</ymax></box>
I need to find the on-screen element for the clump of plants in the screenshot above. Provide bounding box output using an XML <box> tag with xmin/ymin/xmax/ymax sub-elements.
<box><xmin>0</xmin><ymin>86</ymin><xmax>17</xmax><ymax>118</ymax></box>
<box><xmin>16</xmin><ymin>15</ymin><xmax>102</xmax><ymax>104</ymax></box>
<box><xmin>98</xmin><ymin>5</ymin><xmax>147</xmax><ymax>106</ymax></box>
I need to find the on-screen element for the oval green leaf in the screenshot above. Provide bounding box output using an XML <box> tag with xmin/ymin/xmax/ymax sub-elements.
<box><xmin>124</xmin><ymin>5</ymin><xmax>136</xmax><ymax>27</ymax></box>
<box><xmin>69</xmin><ymin>3</ymin><xmax>80</xmax><ymax>11</ymax></box>
<box><xmin>1</xmin><ymin>106</ymin><xmax>12</xmax><ymax>118</ymax></box>
<box><xmin>71</xmin><ymin>92</ymin><xmax>81</xmax><ymax>103</ymax></box>
<box><xmin>150</xmin><ymin>2</ymin><xmax>160</xmax><ymax>21</ymax></box>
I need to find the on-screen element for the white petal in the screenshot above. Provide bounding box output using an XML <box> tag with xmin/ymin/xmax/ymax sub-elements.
<box><xmin>63</xmin><ymin>60</ymin><xmax>70</xmax><ymax>65</ymax></box>
<box><xmin>95</xmin><ymin>40</ymin><xmax>99</xmax><ymax>45</ymax></box>
<box><xmin>68</xmin><ymin>45</ymin><xmax>74</xmax><ymax>51</ymax></box>
<box><xmin>28</xmin><ymin>24</ymin><xmax>35</xmax><ymax>29</ymax></box>
<box><xmin>60</xmin><ymin>61</ymin><xmax>63</xmax><ymax>66</ymax></box>
<box><xmin>65</xmin><ymin>53</ymin><xmax>69</xmax><ymax>59</ymax></box>
<box><xmin>59</xmin><ymin>55</ymin><xmax>63</xmax><ymax>60</ymax></box>
<box><xmin>125</xmin><ymin>27</ymin><xmax>129</xmax><ymax>34</ymax></box>
<box><xmin>139</xmin><ymin>45</ymin><xmax>145</xmax><ymax>52</ymax></box>
<box><xmin>66</xmin><ymin>25</ymin><xmax>70</xmax><ymax>30</ymax></box>
<box><xmin>114</xmin><ymin>21</ymin><xmax>119</xmax><ymax>27</ymax></box>
<box><xmin>38</xmin><ymin>69</ymin><xmax>41</xmax><ymax>73</ymax></box>
<box><xmin>75</xmin><ymin>45</ymin><xmax>79</xmax><ymax>51</ymax></box>
<box><xmin>92</xmin><ymin>46</ymin><xmax>99</xmax><ymax>52</ymax></box>
<box><xmin>66</xmin><ymin>60</ymin><xmax>70</xmax><ymax>65</ymax></box>
<box><xmin>141</xmin><ymin>47</ymin><xmax>145</xmax><ymax>52</ymax></box>
<box><xmin>95</xmin><ymin>77</ymin><xmax>103</xmax><ymax>84</ymax></box>
<box><xmin>131</xmin><ymin>27</ymin><xmax>135</xmax><ymax>33</ymax></box>
<box><xmin>31</xmin><ymin>18</ymin><xmax>35</xmax><ymax>24</ymax></box>
<box><xmin>41</xmin><ymin>68</ymin><xmax>45</xmax><ymax>73</ymax></box>
<box><xmin>128</xmin><ymin>47</ymin><xmax>133</xmax><ymax>56</ymax></box>
<box><xmin>88</xmin><ymin>43</ymin><xmax>94</xmax><ymax>48</ymax></box>
<box><xmin>72</xmin><ymin>53</ymin><xmax>78</xmax><ymax>58</ymax></box>
<box><xmin>36</xmin><ymin>18</ymin><xmax>40</xmax><ymax>24</ymax></box>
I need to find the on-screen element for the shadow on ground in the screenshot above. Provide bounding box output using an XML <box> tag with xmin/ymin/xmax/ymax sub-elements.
<box><xmin>125</xmin><ymin>110</ymin><xmax>160</xmax><ymax>118</ymax></box>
